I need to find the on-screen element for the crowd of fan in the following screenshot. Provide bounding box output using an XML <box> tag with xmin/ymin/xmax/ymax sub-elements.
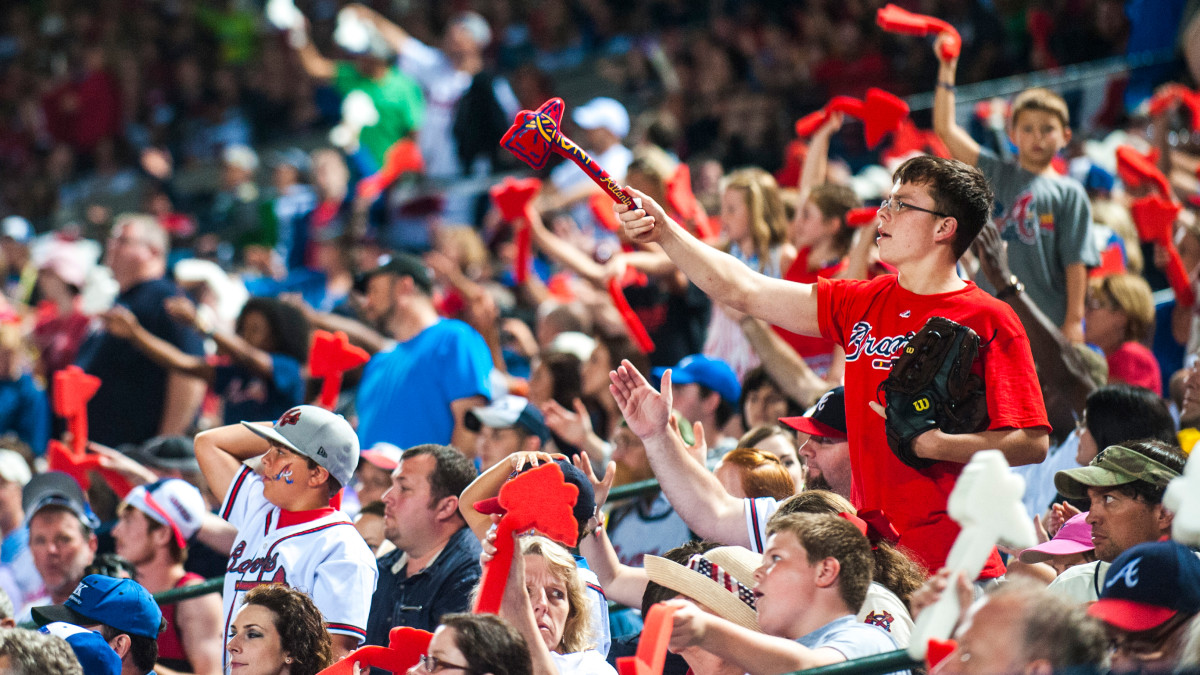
<box><xmin>0</xmin><ymin>0</ymin><xmax>1200</xmax><ymax>674</ymax></box>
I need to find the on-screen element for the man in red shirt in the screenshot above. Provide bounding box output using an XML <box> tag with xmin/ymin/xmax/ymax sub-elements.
<box><xmin>617</xmin><ymin>155</ymin><xmax>1049</xmax><ymax>576</ymax></box>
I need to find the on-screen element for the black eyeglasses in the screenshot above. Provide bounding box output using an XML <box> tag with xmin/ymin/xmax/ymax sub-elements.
<box><xmin>878</xmin><ymin>198</ymin><xmax>952</xmax><ymax>219</ymax></box>
<box><xmin>419</xmin><ymin>655</ymin><xmax>475</xmax><ymax>674</ymax></box>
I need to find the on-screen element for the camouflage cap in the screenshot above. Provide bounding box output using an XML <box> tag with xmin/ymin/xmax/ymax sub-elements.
<box><xmin>1054</xmin><ymin>444</ymin><xmax>1182</xmax><ymax>500</ymax></box>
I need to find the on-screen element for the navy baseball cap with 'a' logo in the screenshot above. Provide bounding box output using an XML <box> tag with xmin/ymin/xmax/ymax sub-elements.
<box><xmin>1089</xmin><ymin>540</ymin><xmax>1200</xmax><ymax>632</ymax></box>
<box><xmin>779</xmin><ymin>387</ymin><xmax>847</xmax><ymax>441</ymax></box>
<box><xmin>242</xmin><ymin>405</ymin><xmax>360</xmax><ymax>487</ymax></box>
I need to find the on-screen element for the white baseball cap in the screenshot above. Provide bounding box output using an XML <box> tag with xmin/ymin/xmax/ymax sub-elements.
<box><xmin>573</xmin><ymin>97</ymin><xmax>630</xmax><ymax>139</ymax></box>
<box><xmin>0</xmin><ymin>449</ymin><xmax>31</xmax><ymax>487</ymax></box>
<box><xmin>242</xmin><ymin>405</ymin><xmax>360</xmax><ymax>488</ymax></box>
<box><xmin>123</xmin><ymin>479</ymin><xmax>207</xmax><ymax>548</ymax></box>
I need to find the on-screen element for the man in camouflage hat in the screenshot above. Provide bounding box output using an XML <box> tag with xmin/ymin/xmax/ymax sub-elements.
<box><xmin>1046</xmin><ymin>439</ymin><xmax>1187</xmax><ymax>603</ymax></box>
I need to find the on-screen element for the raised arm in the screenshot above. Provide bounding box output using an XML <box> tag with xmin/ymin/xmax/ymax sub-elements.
<box><xmin>194</xmin><ymin>422</ymin><xmax>273</xmax><ymax>505</ymax></box>
<box><xmin>609</xmin><ymin>361</ymin><xmax>750</xmax><ymax>547</ymax></box>
<box><xmin>167</xmin><ymin>296</ymin><xmax>276</xmax><ymax>380</ymax></box>
<box><xmin>459</xmin><ymin>452</ymin><xmax>560</xmax><ymax>540</ymax></box>
<box><xmin>102</xmin><ymin>305</ymin><xmax>213</xmax><ymax>380</ymax></box>
<box><xmin>345</xmin><ymin>3</ymin><xmax>410</xmax><ymax>53</ymax></box>
<box><xmin>931</xmin><ymin>34</ymin><xmax>981</xmax><ymax>165</ymax></box>
<box><xmin>527</xmin><ymin>210</ymin><xmax>610</xmax><ymax>285</ymax></box>
<box><xmin>797</xmin><ymin>113</ymin><xmax>843</xmax><ymax>207</ymax></box>
<box><xmin>738</xmin><ymin>315</ymin><xmax>838</xmax><ymax>408</ymax></box>
<box><xmin>618</xmin><ymin>188</ymin><xmax>819</xmax><ymax>336</ymax></box>
<box><xmin>291</xmin><ymin>17</ymin><xmax>337</xmax><ymax>81</ymax></box>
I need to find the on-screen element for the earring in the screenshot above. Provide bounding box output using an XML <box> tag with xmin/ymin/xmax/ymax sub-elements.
<box><xmin>285</xmin><ymin>657</ymin><xmax>293</xmax><ymax>664</ymax></box>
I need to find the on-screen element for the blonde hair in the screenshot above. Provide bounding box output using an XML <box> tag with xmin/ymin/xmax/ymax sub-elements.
<box><xmin>721</xmin><ymin>168</ymin><xmax>788</xmax><ymax>270</ymax></box>
<box><xmin>437</xmin><ymin>225</ymin><xmax>489</xmax><ymax>281</ymax></box>
<box><xmin>1091</xmin><ymin>273</ymin><xmax>1155</xmax><ymax>342</ymax></box>
<box><xmin>519</xmin><ymin>536</ymin><xmax>594</xmax><ymax>653</ymax></box>
<box><xmin>1011</xmin><ymin>88</ymin><xmax>1070</xmax><ymax>129</ymax></box>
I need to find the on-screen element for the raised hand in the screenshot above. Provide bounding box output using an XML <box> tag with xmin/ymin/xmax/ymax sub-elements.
<box><xmin>164</xmin><ymin>295</ymin><xmax>199</xmax><ymax>327</ymax></box>
<box><xmin>615</xmin><ymin>187</ymin><xmax>670</xmax><ymax>245</ymax></box>
<box><xmin>573</xmin><ymin>450</ymin><xmax>616</xmax><ymax>511</ymax></box>
<box><xmin>610</xmin><ymin>360</ymin><xmax>673</xmax><ymax>440</ymax></box>
<box><xmin>102</xmin><ymin>305</ymin><xmax>140</xmax><ymax>339</ymax></box>
<box><xmin>543</xmin><ymin>398</ymin><xmax>592</xmax><ymax>449</ymax></box>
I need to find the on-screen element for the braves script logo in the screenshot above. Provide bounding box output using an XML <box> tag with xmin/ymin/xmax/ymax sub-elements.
<box><xmin>278</xmin><ymin>409</ymin><xmax>302</xmax><ymax>427</ymax></box>
<box><xmin>845</xmin><ymin>321</ymin><xmax>913</xmax><ymax>370</ymax></box>
<box><xmin>228</xmin><ymin>541</ymin><xmax>289</xmax><ymax>590</ymax></box>
<box><xmin>546</xmin><ymin>129</ymin><xmax>635</xmax><ymax>208</ymax></box>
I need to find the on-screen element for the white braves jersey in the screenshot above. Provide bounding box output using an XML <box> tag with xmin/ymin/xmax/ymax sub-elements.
<box><xmin>220</xmin><ymin>466</ymin><xmax>378</xmax><ymax>661</ymax></box>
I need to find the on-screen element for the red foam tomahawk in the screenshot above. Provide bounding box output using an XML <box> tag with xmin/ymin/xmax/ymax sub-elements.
<box><xmin>500</xmin><ymin>98</ymin><xmax>654</xmax><ymax>352</ymax></box>
<box><xmin>1116</xmin><ymin>146</ymin><xmax>1170</xmax><ymax>196</ymax></box>
<box><xmin>309</xmin><ymin>330</ymin><xmax>370</xmax><ymax>410</ymax></box>
<box><xmin>356</xmin><ymin>138</ymin><xmax>424</xmax><ymax>202</ymax></box>
<box><xmin>1131</xmin><ymin>195</ymin><xmax>1195</xmax><ymax>308</ymax></box>
<box><xmin>1149</xmin><ymin>84</ymin><xmax>1200</xmax><ymax>132</ymax></box>
<box><xmin>472</xmin><ymin>462</ymin><xmax>580</xmax><ymax>615</ymax></box>
<box><xmin>845</xmin><ymin>207</ymin><xmax>880</xmax><ymax>228</ymax></box>
<box><xmin>794</xmin><ymin>89</ymin><xmax>910</xmax><ymax>149</ymax></box>
<box><xmin>489</xmin><ymin>177</ymin><xmax>544</xmax><ymax>284</ymax></box>
<box><xmin>876</xmin><ymin>4</ymin><xmax>962</xmax><ymax>62</ymax></box>
<box><xmin>317</xmin><ymin>626</ymin><xmax>432</xmax><ymax>675</ymax></box>
<box><xmin>47</xmin><ymin>366</ymin><xmax>133</xmax><ymax>496</ymax></box>
<box><xmin>616</xmin><ymin>603</ymin><xmax>679</xmax><ymax>675</ymax></box>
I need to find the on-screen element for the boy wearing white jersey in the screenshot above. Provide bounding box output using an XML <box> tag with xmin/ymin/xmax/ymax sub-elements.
<box><xmin>195</xmin><ymin>405</ymin><xmax>377</xmax><ymax>663</ymax></box>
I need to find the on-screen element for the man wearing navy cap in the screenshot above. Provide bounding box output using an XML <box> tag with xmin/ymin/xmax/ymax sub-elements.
<box><xmin>33</xmin><ymin>574</ymin><xmax>165</xmax><ymax>675</ymax></box>
<box><xmin>654</xmin><ymin>354</ymin><xmax>741</xmax><ymax>455</ymax></box>
<box><xmin>466</xmin><ymin>396</ymin><xmax>550</xmax><ymax>471</ymax></box>
<box><xmin>780</xmin><ymin>387</ymin><xmax>851</xmax><ymax>498</ymax></box>
<box><xmin>21</xmin><ymin>473</ymin><xmax>99</xmax><ymax>618</ymax></box>
<box><xmin>1089</xmin><ymin>540</ymin><xmax>1200</xmax><ymax>671</ymax></box>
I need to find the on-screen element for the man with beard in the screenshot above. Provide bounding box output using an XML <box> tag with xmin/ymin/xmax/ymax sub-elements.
<box><xmin>365</xmin><ymin>444</ymin><xmax>480</xmax><ymax>649</ymax></box>
<box><xmin>354</xmin><ymin>254</ymin><xmax>493</xmax><ymax>451</ymax></box>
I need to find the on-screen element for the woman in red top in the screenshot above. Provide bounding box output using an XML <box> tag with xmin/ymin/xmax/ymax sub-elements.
<box><xmin>1085</xmin><ymin>273</ymin><xmax>1162</xmax><ymax>394</ymax></box>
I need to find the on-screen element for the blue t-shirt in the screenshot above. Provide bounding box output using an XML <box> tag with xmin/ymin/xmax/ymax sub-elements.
<box><xmin>0</xmin><ymin>374</ymin><xmax>49</xmax><ymax>454</ymax></box>
<box><xmin>213</xmin><ymin>353</ymin><xmax>304</xmax><ymax>424</ymax></box>
<box><xmin>76</xmin><ymin>278</ymin><xmax>205</xmax><ymax>446</ymax></box>
<box><xmin>796</xmin><ymin>615</ymin><xmax>899</xmax><ymax>662</ymax></box>
<box><xmin>356</xmin><ymin>319</ymin><xmax>492</xmax><ymax>448</ymax></box>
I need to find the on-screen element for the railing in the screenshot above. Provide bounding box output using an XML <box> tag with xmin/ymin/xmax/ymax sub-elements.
<box><xmin>788</xmin><ymin>650</ymin><xmax>922</xmax><ymax>675</ymax></box>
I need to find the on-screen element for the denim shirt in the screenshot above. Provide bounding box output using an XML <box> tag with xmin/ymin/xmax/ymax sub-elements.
<box><xmin>365</xmin><ymin>526</ymin><xmax>482</xmax><ymax>646</ymax></box>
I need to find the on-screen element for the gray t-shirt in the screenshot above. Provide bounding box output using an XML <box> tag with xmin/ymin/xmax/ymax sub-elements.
<box><xmin>976</xmin><ymin>148</ymin><xmax>1099</xmax><ymax>326</ymax></box>
<box><xmin>796</xmin><ymin>614</ymin><xmax>900</xmax><ymax>662</ymax></box>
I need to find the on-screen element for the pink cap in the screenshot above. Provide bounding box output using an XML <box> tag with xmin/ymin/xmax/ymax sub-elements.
<box><xmin>1018</xmin><ymin>512</ymin><xmax>1094</xmax><ymax>564</ymax></box>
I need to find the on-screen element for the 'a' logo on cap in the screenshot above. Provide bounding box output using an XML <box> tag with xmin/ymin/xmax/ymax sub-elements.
<box><xmin>1106</xmin><ymin>556</ymin><xmax>1142</xmax><ymax>590</ymax></box>
<box><xmin>278</xmin><ymin>409</ymin><xmax>302</xmax><ymax>427</ymax></box>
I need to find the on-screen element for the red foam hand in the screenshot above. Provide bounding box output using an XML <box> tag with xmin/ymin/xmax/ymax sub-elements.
<box><xmin>47</xmin><ymin>440</ymin><xmax>134</xmax><ymax>497</ymax></box>
<box><xmin>309</xmin><ymin>330</ymin><xmax>370</xmax><ymax>410</ymax></box>
<box><xmin>589</xmin><ymin>192</ymin><xmax>623</xmax><ymax>233</ymax></box>
<box><xmin>1149</xmin><ymin>84</ymin><xmax>1192</xmax><ymax>117</ymax></box>
<box><xmin>926</xmin><ymin>638</ymin><xmax>958</xmax><ymax>669</ymax></box>
<box><xmin>616</xmin><ymin>604</ymin><xmax>678</xmax><ymax>675</ymax></box>
<box><xmin>667</xmin><ymin>164</ymin><xmax>699</xmax><ymax>223</ymax></box>
<box><xmin>489</xmin><ymin>177</ymin><xmax>543</xmax><ymax>223</ymax></box>
<box><xmin>474</xmin><ymin>464</ymin><xmax>581</xmax><ymax>614</ymax></box>
<box><xmin>357</xmin><ymin>139</ymin><xmax>424</xmax><ymax>201</ymax></box>
<box><xmin>53</xmin><ymin>366</ymin><xmax>100</xmax><ymax>455</ymax></box>
<box><xmin>317</xmin><ymin>627</ymin><xmax>433</xmax><ymax>675</ymax></box>
<box><xmin>1130</xmin><ymin>196</ymin><xmax>1196</xmax><ymax>308</ymax></box>
<box><xmin>846</xmin><ymin>207</ymin><xmax>879</xmax><ymax>227</ymax></box>
<box><xmin>859</xmin><ymin>89</ymin><xmax>910</xmax><ymax>148</ymax></box>
<box><xmin>608</xmin><ymin>278</ymin><xmax>655</xmax><ymax>354</ymax></box>
<box><xmin>794</xmin><ymin>96</ymin><xmax>863</xmax><ymax>138</ymax></box>
<box><xmin>1116</xmin><ymin>146</ymin><xmax>1170</xmax><ymax>196</ymax></box>
<box><xmin>876</xmin><ymin>4</ymin><xmax>961</xmax><ymax>60</ymax></box>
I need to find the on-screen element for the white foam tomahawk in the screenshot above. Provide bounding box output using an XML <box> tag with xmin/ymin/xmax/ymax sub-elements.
<box><xmin>329</xmin><ymin>90</ymin><xmax>380</xmax><ymax>151</ymax></box>
<box><xmin>907</xmin><ymin>450</ymin><xmax>1037</xmax><ymax>660</ymax></box>
<box><xmin>1164</xmin><ymin>449</ymin><xmax>1200</xmax><ymax>546</ymax></box>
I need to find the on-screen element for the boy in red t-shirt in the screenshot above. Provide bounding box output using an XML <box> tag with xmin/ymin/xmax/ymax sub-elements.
<box><xmin>617</xmin><ymin>155</ymin><xmax>1050</xmax><ymax>576</ymax></box>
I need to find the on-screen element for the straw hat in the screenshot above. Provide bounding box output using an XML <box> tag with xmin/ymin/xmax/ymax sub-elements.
<box><xmin>644</xmin><ymin>546</ymin><xmax>762</xmax><ymax>633</ymax></box>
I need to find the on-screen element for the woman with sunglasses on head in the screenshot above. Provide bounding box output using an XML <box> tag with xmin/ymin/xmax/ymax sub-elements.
<box><xmin>226</xmin><ymin>584</ymin><xmax>333</xmax><ymax>675</ymax></box>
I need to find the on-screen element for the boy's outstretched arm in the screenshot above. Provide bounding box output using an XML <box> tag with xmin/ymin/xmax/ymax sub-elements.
<box><xmin>932</xmin><ymin>33</ymin><xmax>981</xmax><ymax>165</ymax></box>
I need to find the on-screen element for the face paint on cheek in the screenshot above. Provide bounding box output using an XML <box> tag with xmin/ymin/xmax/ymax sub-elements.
<box><xmin>274</xmin><ymin>467</ymin><xmax>294</xmax><ymax>484</ymax></box>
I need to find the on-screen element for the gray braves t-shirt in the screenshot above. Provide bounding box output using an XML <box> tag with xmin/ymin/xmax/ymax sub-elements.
<box><xmin>976</xmin><ymin>148</ymin><xmax>1098</xmax><ymax>326</ymax></box>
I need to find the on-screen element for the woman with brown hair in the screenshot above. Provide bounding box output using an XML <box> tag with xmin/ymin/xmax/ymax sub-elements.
<box><xmin>225</xmin><ymin>584</ymin><xmax>334</xmax><ymax>675</ymax></box>
<box><xmin>713</xmin><ymin>448</ymin><xmax>796</xmax><ymax>500</ymax></box>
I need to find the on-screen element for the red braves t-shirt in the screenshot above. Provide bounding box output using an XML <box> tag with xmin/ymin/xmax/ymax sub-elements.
<box><xmin>817</xmin><ymin>275</ymin><xmax>1049</xmax><ymax>576</ymax></box>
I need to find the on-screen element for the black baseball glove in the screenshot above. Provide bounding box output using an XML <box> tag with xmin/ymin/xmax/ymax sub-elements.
<box><xmin>879</xmin><ymin>316</ymin><xmax>990</xmax><ymax>469</ymax></box>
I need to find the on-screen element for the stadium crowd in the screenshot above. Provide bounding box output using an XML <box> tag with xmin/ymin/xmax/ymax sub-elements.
<box><xmin>1</xmin><ymin>0</ymin><xmax>1200</xmax><ymax>674</ymax></box>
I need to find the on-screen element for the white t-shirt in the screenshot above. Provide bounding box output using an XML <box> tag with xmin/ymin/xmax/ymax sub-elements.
<box><xmin>398</xmin><ymin>38</ymin><xmax>518</xmax><ymax>178</ymax></box>
<box><xmin>859</xmin><ymin>582</ymin><xmax>913</xmax><ymax>647</ymax></box>
<box><xmin>551</xmin><ymin>649</ymin><xmax>617</xmax><ymax>675</ymax></box>
<box><xmin>1046</xmin><ymin>560</ymin><xmax>1109</xmax><ymax>603</ymax></box>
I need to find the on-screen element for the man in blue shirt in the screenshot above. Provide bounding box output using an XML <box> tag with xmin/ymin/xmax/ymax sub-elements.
<box><xmin>354</xmin><ymin>254</ymin><xmax>492</xmax><ymax>452</ymax></box>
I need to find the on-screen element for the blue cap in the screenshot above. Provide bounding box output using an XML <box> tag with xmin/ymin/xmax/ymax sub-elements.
<box><xmin>33</xmin><ymin>575</ymin><xmax>164</xmax><ymax>640</ymax></box>
<box><xmin>464</xmin><ymin>396</ymin><xmax>550</xmax><ymax>444</ymax></box>
<box><xmin>39</xmin><ymin>622</ymin><xmax>122</xmax><ymax>675</ymax></box>
<box><xmin>653</xmin><ymin>355</ymin><xmax>741</xmax><ymax>405</ymax></box>
<box><xmin>1090</xmin><ymin>540</ymin><xmax>1200</xmax><ymax>632</ymax></box>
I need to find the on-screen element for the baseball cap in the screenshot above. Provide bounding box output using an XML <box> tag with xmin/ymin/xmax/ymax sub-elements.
<box><xmin>268</xmin><ymin>147</ymin><xmax>311</xmax><ymax>174</ymax></box>
<box><xmin>242</xmin><ymin>405</ymin><xmax>361</xmax><ymax>488</ymax></box>
<box><xmin>1018</xmin><ymin>512</ymin><xmax>1094</xmax><ymax>564</ymax></box>
<box><xmin>360</xmin><ymin>442</ymin><xmax>404</xmax><ymax>472</ymax></box>
<box><xmin>1054</xmin><ymin>444</ymin><xmax>1182</xmax><ymax>500</ymax></box>
<box><xmin>356</xmin><ymin>252</ymin><xmax>433</xmax><ymax>294</ymax></box>
<box><xmin>0</xmin><ymin>448</ymin><xmax>31</xmax><ymax>487</ymax></box>
<box><xmin>465</xmin><ymin>396</ymin><xmax>550</xmax><ymax>444</ymax></box>
<box><xmin>39</xmin><ymin>622</ymin><xmax>122</xmax><ymax>675</ymax></box>
<box><xmin>122</xmin><ymin>479</ymin><xmax>207</xmax><ymax>549</ymax></box>
<box><xmin>653</xmin><ymin>354</ymin><xmax>741</xmax><ymax>406</ymax></box>
<box><xmin>222</xmin><ymin>144</ymin><xmax>259</xmax><ymax>172</ymax></box>
<box><xmin>573</xmin><ymin>97</ymin><xmax>630</xmax><ymax>139</ymax></box>
<box><xmin>474</xmin><ymin>457</ymin><xmax>596</xmax><ymax>535</ymax></box>
<box><xmin>779</xmin><ymin>387</ymin><xmax>847</xmax><ymax>440</ymax></box>
<box><xmin>33</xmin><ymin>574</ymin><xmax>165</xmax><ymax>640</ymax></box>
<box><xmin>1088</xmin><ymin>540</ymin><xmax>1200</xmax><ymax>632</ymax></box>
<box><xmin>1</xmin><ymin>215</ymin><xmax>31</xmax><ymax>243</ymax></box>
<box><xmin>22</xmin><ymin>471</ymin><xmax>99</xmax><ymax>530</ymax></box>
<box><xmin>125</xmin><ymin>435</ymin><xmax>199</xmax><ymax>473</ymax></box>
<box><xmin>450</xmin><ymin>11</ymin><xmax>492</xmax><ymax>48</ymax></box>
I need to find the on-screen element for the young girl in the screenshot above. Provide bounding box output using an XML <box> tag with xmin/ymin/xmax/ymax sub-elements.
<box><xmin>104</xmin><ymin>296</ymin><xmax>310</xmax><ymax>424</ymax></box>
<box><xmin>703</xmin><ymin>168</ymin><xmax>795</xmax><ymax>378</ymax></box>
